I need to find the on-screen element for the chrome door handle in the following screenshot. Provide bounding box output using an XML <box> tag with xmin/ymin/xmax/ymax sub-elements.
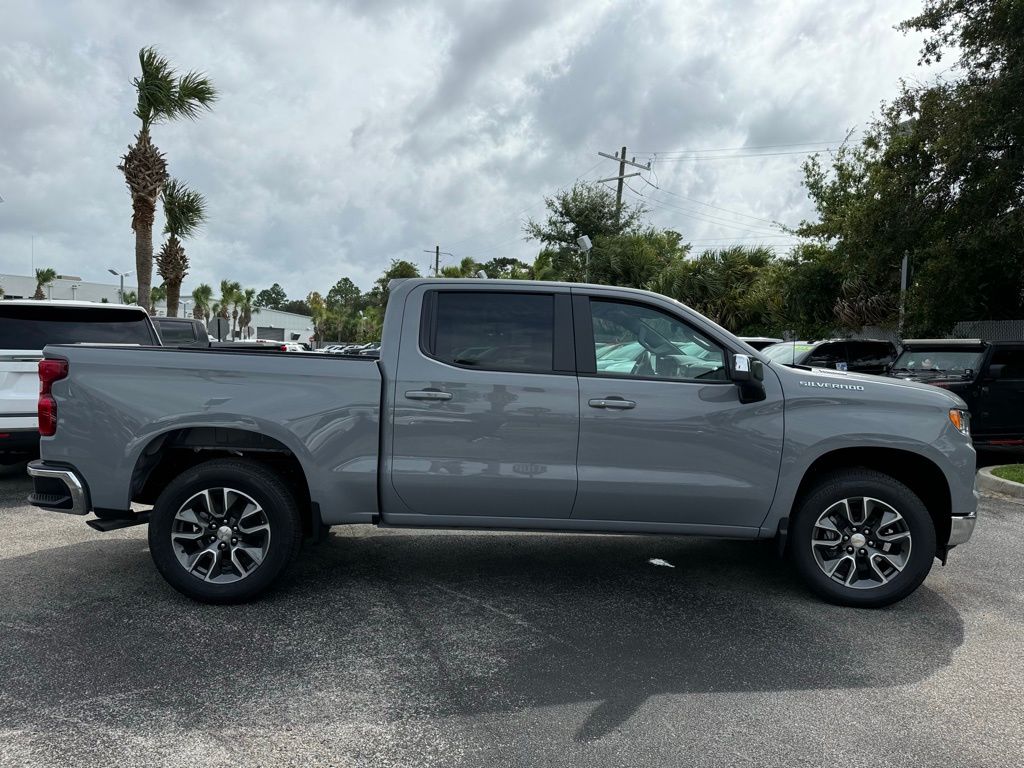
<box><xmin>588</xmin><ymin>398</ymin><xmax>636</xmax><ymax>409</ymax></box>
<box><xmin>405</xmin><ymin>390</ymin><xmax>453</xmax><ymax>401</ymax></box>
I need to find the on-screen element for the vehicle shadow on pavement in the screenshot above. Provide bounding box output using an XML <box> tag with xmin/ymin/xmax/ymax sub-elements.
<box><xmin>0</xmin><ymin>530</ymin><xmax>964</xmax><ymax>744</ymax></box>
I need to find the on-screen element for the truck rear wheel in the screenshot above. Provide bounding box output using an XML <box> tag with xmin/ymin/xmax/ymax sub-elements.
<box><xmin>790</xmin><ymin>469</ymin><xmax>936</xmax><ymax>608</ymax></box>
<box><xmin>148</xmin><ymin>459</ymin><xmax>303</xmax><ymax>603</ymax></box>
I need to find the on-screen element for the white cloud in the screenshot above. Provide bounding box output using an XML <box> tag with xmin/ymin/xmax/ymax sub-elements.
<box><xmin>0</xmin><ymin>0</ymin><xmax>934</xmax><ymax>299</ymax></box>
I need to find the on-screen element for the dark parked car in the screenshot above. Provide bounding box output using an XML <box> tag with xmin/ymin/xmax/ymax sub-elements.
<box><xmin>153</xmin><ymin>317</ymin><xmax>210</xmax><ymax>348</ymax></box>
<box><xmin>887</xmin><ymin>338</ymin><xmax>1024</xmax><ymax>447</ymax></box>
<box><xmin>760</xmin><ymin>339</ymin><xmax>898</xmax><ymax>375</ymax></box>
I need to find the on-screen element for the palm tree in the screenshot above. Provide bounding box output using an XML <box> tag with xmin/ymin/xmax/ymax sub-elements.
<box><xmin>32</xmin><ymin>267</ymin><xmax>57</xmax><ymax>300</ymax></box>
<box><xmin>123</xmin><ymin>290</ymin><xmax>138</xmax><ymax>305</ymax></box>
<box><xmin>157</xmin><ymin>179</ymin><xmax>207</xmax><ymax>317</ymax></box>
<box><xmin>218</xmin><ymin>279</ymin><xmax>241</xmax><ymax>338</ymax></box>
<box><xmin>238</xmin><ymin>288</ymin><xmax>256</xmax><ymax>339</ymax></box>
<box><xmin>150</xmin><ymin>284</ymin><xmax>167</xmax><ymax>314</ymax></box>
<box><xmin>118</xmin><ymin>46</ymin><xmax>216</xmax><ymax>313</ymax></box>
<box><xmin>439</xmin><ymin>256</ymin><xmax>479</xmax><ymax>278</ymax></box>
<box><xmin>191</xmin><ymin>283</ymin><xmax>213</xmax><ymax>321</ymax></box>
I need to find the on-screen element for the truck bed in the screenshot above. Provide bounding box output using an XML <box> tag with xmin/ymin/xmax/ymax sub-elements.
<box><xmin>40</xmin><ymin>344</ymin><xmax>382</xmax><ymax>522</ymax></box>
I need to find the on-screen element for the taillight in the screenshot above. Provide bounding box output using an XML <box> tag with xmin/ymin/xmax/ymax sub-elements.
<box><xmin>280</xmin><ymin>345</ymin><xmax>288</xmax><ymax>351</ymax></box>
<box><xmin>38</xmin><ymin>358</ymin><xmax>68</xmax><ymax>436</ymax></box>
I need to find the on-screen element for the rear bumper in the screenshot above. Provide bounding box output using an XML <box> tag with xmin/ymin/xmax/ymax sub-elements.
<box><xmin>27</xmin><ymin>460</ymin><xmax>90</xmax><ymax>515</ymax></box>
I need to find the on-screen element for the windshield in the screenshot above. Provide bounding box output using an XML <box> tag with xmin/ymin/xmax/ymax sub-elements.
<box><xmin>0</xmin><ymin>305</ymin><xmax>156</xmax><ymax>350</ymax></box>
<box><xmin>891</xmin><ymin>349</ymin><xmax>983</xmax><ymax>376</ymax></box>
<box><xmin>761</xmin><ymin>343</ymin><xmax>814</xmax><ymax>365</ymax></box>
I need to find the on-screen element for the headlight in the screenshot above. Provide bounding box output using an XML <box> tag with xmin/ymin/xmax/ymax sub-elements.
<box><xmin>948</xmin><ymin>408</ymin><xmax>970</xmax><ymax>436</ymax></box>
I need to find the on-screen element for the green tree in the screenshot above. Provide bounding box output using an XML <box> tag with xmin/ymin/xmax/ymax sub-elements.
<box><xmin>156</xmin><ymin>178</ymin><xmax>206</xmax><ymax>317</ymax></box>
<box><xmin>191</xmin><ymin>283</ymin><xmax>214</xmax><ymax>321</ymax></box>
<box><xmin>325</xmin><ymin>277</ymin><xmax>362</xmax><ymax>310</ymax></box>
<box><xmin>32</xmin><ymin>267</ymin><xmax>57</xmax><ymax>300</ymax></box>
<box><xmin>150</xmin><ymin>284</ymin><xmax>167</xmax><ymax>313</ymax></box>
<box><xmin>282</xmin><ymin>299</ymin><xmax>311</xmax><ymax>315</ymax></box>
<box><xmin>439</xmin><ymin>256</ymin><xmax>479</xmax><ymax>278</ymax></box>
<box><xmin>118</xmin><ymin>47</ymin><xmax>216</xmax><ymax>313</ymax></box>
<box><xmin>524</xmin><ymin>183</ymin><xmax>646</xmax><ymax>281</ymax></box>
<box><xmin>238</xmin><ymin>287</ymin><xmax>256</xmax><ymax>339</ymax></box>
<box><xmin>254</xmin><ymin>283</ymin><xmax>287</xmax><ymax>310</ymax></box>
<box><xmin>798</xmin><ymin>0</ymin><xmax>1024</xmax><ymax>334</ymax></box>
<box><xmin>479</xmin><ymin>257</ymin><xmax>532</xmax><ymax>279</ymax></box>
<box><xmin>588</xmin><ymin>229</ymin><xmax>691</xmax><ymax>289</ymax></box>
<box><xmin>368</xmin><ymin>259</ymin><xmax>421</xmax><ymax>310</ymax></box>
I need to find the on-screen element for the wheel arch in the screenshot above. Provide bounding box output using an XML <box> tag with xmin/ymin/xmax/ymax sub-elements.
<box><xmin>787</xmin><ymin>447</ymin><xmax>952</xmax><ymax>549</ymax></box>
<box><xmin>130</xmin><ymin>427</ymin><xmax>319</xmax><ymax>536</ymax></box>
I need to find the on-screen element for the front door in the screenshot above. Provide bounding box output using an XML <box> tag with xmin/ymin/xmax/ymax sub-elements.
<box><xmin>975</xmin><ymin>346</ymin><xmax>1024</xmax><ymax>439</ymax></box>
<box><xmin>572</xmin><ymin>294</ymin><xmax>785</xmax><ymax>530</ymax></box>
<box><xmin>390</xmin><ymin>288</ymin><xmax>579</xmax><ymax>519</ymax></box>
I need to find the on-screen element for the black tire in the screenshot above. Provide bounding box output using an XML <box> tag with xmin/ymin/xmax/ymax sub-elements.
<box><xmin>790</xmin><ymin>469</ymin><xmax>936</xmax><ymax>608</ymax></box>
<box><xmin>148</xmin><ymin>459</ymin><xmax>303</xmax><ymax>603</ymax></box>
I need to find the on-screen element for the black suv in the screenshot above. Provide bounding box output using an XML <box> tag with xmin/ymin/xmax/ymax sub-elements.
<box><xmin>887</xmin><ymin>338</ymin><xmax>1024</xmax><ymax>447</ymax></box>
<box><xmin>760</xmin><ymin>339</ymin><xmax>897</xmax><ymax>375</ymax></box>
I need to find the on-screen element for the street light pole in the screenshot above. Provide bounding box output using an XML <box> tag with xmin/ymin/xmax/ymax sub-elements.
<box><xmin>108</xmin><ymin>268</ymin><xmax>134</xmax><ymax>304</ymax></box>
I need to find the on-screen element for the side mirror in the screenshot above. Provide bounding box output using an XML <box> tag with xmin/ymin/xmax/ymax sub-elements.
<box><xmin>986</xmin><ymin>364</ymin><xmax>1005</xmax><ymax>381</ymax></box>
<box><xmin>731</xmin><ymin>353</ymin><xmax>764</xmax><ymax>382</ymax></box>
<box><xmin>732</xmin><ymin>353</ymin><xmax>766</xmax><ymax>403</ymax></box>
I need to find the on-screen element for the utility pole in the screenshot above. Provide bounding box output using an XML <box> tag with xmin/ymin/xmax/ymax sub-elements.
<box><xmin>422</xmin><ymin>246</ymin><xmax>453</xmax><ymax>276</ymax></box>
<box><xmin>597</xmin><ymin>147</ymin><xmax>651</xmax><ymax>221</ymax></box>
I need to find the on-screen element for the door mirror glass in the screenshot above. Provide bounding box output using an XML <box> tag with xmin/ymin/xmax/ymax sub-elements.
<box><xmin>731</xmin><ymin>353</ymin><xmax>763</xmax><ymax>382</ymax></box>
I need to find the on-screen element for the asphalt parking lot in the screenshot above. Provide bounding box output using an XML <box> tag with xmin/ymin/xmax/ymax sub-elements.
<box><xmin>1</xmin><ymin>464</ymin><xmax>1023</xmax><ymax>768</ymax></box>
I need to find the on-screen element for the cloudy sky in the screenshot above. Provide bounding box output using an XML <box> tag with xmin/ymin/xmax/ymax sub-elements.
<box><xmin>0</xmin><ymin>0</ymin><xmax>934</xmax><ymax>299</ymax></box>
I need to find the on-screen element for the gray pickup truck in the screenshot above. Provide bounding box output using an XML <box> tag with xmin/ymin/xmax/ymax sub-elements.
<box><xmin>28</xmin><ymin>279</ymin><xmax>977</xmax><ymax>607</ymax></box>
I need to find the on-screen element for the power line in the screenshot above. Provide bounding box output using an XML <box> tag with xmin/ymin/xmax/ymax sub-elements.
<box><xmin>638</xmin><ymin>140</ymin><xmax>845</xmax><ymax>156</ymax></box>
<box><xmin>639</xmin><ymin>176</ymin><xmax>782</xmax><ymax>227</ymax></box>
<box><xmin>624</xmin><ymin>187</ymin><xmax>783</xmax><ymax>236</ymax></box>
<box><xmin>649</xmin><ymin>149</ymin><xmax>837</xmax><ymax>163</ymax></box>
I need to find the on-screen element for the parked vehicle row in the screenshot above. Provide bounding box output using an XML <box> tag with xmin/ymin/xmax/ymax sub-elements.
<box><xmin>29</xmin><ymin>279</ymin><xmax>976</xmax><ymax>609</ymax></box>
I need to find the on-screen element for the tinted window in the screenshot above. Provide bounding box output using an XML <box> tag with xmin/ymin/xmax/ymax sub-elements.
<box><xmin>590</xmin><ymin>300</ymin><xmax>727</xmax><ymax>381</ymax></box>
<box><xmin>762</xmin><ymin>342</ymin><xmax>814</xmax><ymax>364</ymax></box>
<box><xmin>805</xmin><ymin>342</ymin><xmax>846</xmax><ymax>369</ymax></box>
<box><xmin>847</xmin><ymin>341</ymin><xmax>896</xmax><ymax>369</ymax></box>
<box><xmin>0</xmin><ymin>305</ymin><xmax>155</xmax><ymax>350</ymax></box>
<box><xmin>430</xmin><ymin>292</ymin><xmax>554</xmax><ymax>373</ymax></box>
<box><xmin>990</xmin><ymin>348</ymin><xmax>1024</xmax><ymax>379</ymax></box>
<box><xmin>155</xmin><ymin>320</ymin><xmax>199</xmax><ymax>344</ymax></box>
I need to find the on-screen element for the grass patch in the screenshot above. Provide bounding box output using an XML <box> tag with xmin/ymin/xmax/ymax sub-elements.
<box><xmin>992</xmin><ymin>465</ymin><xmax>1024</xmax><ymax>484</ymax></box>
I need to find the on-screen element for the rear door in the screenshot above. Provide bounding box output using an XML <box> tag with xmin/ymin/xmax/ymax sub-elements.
<box><xmin>975</xmin><ymin>346</ymin><xmax>1024</xmax><ymax>439</ymax></box>
<box><xmin>390</xmin><ymin>287</ymin><xmax>579</xmax><ymax>519</ymax></box>
<box><xmin>804</xmin><ymin>342</ymin><xmax>848</xmax><ymax>370</ymax></box>
<box><xmin>572</xmin><ymin>292</ymin><xmax>785</xmax><ymax>530</ymax></box>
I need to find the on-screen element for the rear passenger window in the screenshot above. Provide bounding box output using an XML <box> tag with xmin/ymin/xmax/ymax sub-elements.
<box><xmin>428</xmin><ymin>292</ymin><xmax>554</xmax><ymax>373</ymax></box>
<box><xmin>990</xmin><ymin>349</ymin><xmax>1024</xmax><ymax>379</ymax></box>
<box><xmin>157</xmin><ymin>322</ymin><xmax>198</xmax><ymax>345</ymax></box>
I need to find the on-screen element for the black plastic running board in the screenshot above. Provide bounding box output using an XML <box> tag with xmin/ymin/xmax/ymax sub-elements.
<box><xmin>86</xmin><ymin>512</ymin><xmax>150</xmax><ymax>532</ymax></box>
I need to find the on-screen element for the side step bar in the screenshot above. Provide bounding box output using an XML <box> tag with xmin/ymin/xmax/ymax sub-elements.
<box><xmin>86</xmin><ymin>511</ymin><xmax>150</xmax><ymax>532</ymax></box>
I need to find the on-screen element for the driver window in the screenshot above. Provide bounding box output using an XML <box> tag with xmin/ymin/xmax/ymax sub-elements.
<box><xmin>590</xmin><ymin>299</ymin><xmax>727</xmax><ymax>381</ymax></box>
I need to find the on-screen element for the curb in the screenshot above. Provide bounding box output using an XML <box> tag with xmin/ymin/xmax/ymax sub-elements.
<box><xmin>977</xmin><ymin>466</ymin><xmax>1024</xmax><ymax>499</ymax></box>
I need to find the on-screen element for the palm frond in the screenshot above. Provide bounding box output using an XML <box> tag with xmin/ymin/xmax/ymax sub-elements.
<box><xmin>133</xmin><ymin>47</ymin><xmax>178</xmax><ymax>130</ymax></box>
<box><xmin>172</xmin><ymin>71</ymin><xmax>218</xmax><ymax>120</ymax></box>
<box><xmin>162</xmin><ymin>178</ymin><xmax>207</xmax><ymax>238</ymax></box>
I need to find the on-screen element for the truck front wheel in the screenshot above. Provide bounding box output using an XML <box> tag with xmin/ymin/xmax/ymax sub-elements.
<box><xmin>790</xmin><ymin>469</ymin><xmax>936</xmax><ymax>608</ymax></box>
<box><xmin>148</xmin><ymin>459</ymin><xmax>303</xmax><ymax>603</ymax></box>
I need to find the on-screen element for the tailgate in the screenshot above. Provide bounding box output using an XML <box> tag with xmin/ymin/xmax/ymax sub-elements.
<box><xmin>0</xmin><ymin>351</ymin><xmax>41</xmax><ymax>429</ymax></box>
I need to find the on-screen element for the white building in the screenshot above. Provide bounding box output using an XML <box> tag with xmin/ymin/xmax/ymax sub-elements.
<box><xmin>0</xmin><ymin>272</ymin><xmax>316</xmax><ymax>345</ymax></box>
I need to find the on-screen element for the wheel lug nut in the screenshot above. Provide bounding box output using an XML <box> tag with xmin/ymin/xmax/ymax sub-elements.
<box><xmin>846</xmin><ymin>546</ymin><xmax>854</xmax><ymax>554</ymax></box>
<box><xmin>843</xmin><ymin>535</ymin><xmax>849</xmax><ymax>541</ymax></box>
<box><xmin>231</xmin><ymin>538</ymin><xmax>237</xmax><ymax>545</ymax></box>
<box><xmin>851</xmin><ymin>528</ymin><xmax>858</xmax><ymax>533</ymax></box>
<box><xmin>219</xmin><ymin>542</ymin><xmax>227</xmax><ymax>550</ymax></box>
<box><xmin>868</xmin><ymin>541</ymin><xmax>875</xmax><ymax>547</ymax></box>
<box><xmin>859</xmin><ymin>549</ymin><xmax>866</xmax><ymax>556</ymax></box>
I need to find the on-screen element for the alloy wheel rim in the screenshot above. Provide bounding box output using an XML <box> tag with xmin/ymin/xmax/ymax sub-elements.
<box><xmin>811</xmin><ymin>496</ymin><xmax>912</xmax><ymax>590</ymax></box>
<box><xmin>171</xmin><ymin>487</ymin><xmax>271</xmax><ymax>584</ymax></box>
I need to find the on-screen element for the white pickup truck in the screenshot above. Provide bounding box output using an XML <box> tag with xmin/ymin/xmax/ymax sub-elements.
<box><xmin>0</xmin><ymin>300</ymin><xmax>157</xmax><ymax>463</ymax></box>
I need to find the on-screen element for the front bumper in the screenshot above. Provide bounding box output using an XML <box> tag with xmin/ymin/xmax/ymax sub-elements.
<box><xmin>948</xmin><ymin>513</ymin><xmax>976</xmax><ymax>546</ymax></box>
<box><xmin>27</xmin><ymin>460</ymin><xmax>90</xmax><ymax>515</ymax></box>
